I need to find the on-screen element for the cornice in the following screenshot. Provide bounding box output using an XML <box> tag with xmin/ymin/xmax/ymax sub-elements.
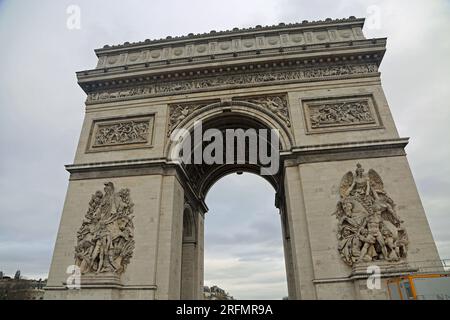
<box><xmin>66</xmin><ymin>138</ymin><xmax>408</xmax><ymax>174</ymax></box>
<box><xmin>95</xmin><ymin>17</ymin><xmax>365</xmax><ymax>53</ymax></box>
<box><xmin>77</xmin><ymin>39</ymin><xmax>386</xmax><ymax>104</ymax></box>
<box><xmin>78</xmin><ymin>38</ymin><xmax>385</xmax><ymax>85</ymax></box>
<box><xmin>66</xmin><ymin>157</ymin><xmax>170</xmax><ymax>173</ymax></box>
<box><xmin>284</xmin><ymin>138</ymin><xmax>409</xmax><ymax>166</ymax></box>
<box><xmin>290</xmin><ymin>137</ymin><xmax>409</xmax><ymax>154</ymax></box>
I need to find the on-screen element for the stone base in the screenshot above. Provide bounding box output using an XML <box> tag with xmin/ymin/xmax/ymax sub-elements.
<box><xmin>351</xmin><ymin>260</ymin><xmax>417</xmax><ymax>279</ymax></box>
<box><xmin>82</xmin><ymin>272</ymin><xmax>122</xmax><ymax>288</ymax></box>
<box><xmin>63</xmin><ymin>272</ymin><xmax>123</xmax><ymax>289</ymax></box>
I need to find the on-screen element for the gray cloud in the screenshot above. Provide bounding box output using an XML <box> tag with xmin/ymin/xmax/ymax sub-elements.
<box><xmin>0</xmin><ymin>0</ymin><xmax>449</xmax><ymax>299</ymax></box>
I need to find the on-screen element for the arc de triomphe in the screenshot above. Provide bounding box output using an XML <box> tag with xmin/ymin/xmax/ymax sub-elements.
<box><xmin>45</xmin><ymin>17</ymin><xmax>441</xmax><ymax>300</ymax></box>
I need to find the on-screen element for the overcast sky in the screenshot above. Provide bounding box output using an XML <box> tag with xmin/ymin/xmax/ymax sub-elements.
<box><xmin>0</xmin><ymin>0</ymin><xmax>449</xmax><ymax>300</ymax></box>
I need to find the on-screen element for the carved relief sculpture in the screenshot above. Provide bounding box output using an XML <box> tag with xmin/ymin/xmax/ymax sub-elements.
<box><xmin>94</xmin><ymin>120</ymin><xmax>150</xmax><ymax>147</ymax></box>
<box><xmin>87</xmin><ymin>63</ymin><xmax>378</xmax><ymax>103</ymax></box>
<box><xmin>167</xmin><ymin>95</ymin><xmax>291</xmax><ymax>137</ymax></box>
<box><xmin>74</xmin><ymin>182</ymin><xmax>135</xmax><ymax>275</ymax></box>
<box><xmin>333</xmin><ymin>164</ymin><xmax>408</xmax><ymax>266</ymax></box>
<box><xmin>310</xmin><ymin>100</ymin><xmax>374</xmax><ymax>128</ymax></box>
<box><xmin>167</xmin><ymin>103</ymin><xmax>201</xmax><ymax>137</ymax></box>
<box><xmin>245</xmin><ymin>95</ymin><xmax>291</xmax><ymax>127</ymax></box>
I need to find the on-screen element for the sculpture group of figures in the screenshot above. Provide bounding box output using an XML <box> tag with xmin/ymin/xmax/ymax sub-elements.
<box><xmin>310</xmin><ymin>101</ymin><xmax>374</xmax><ymax>128</ymax></box>
<box><xmin>334</xmin><ymin>164</ymin><xmax>409</xmax><ymax>266</ymax></box>
<box><xmin>94</xmin><ymin>121</ymin><xmax>150</xmax><ymax>146</ymax></box>
<box><xmin>74</xmin><ymin>182</ymin><xmax>135</xmax><ymax>274</ymax></box>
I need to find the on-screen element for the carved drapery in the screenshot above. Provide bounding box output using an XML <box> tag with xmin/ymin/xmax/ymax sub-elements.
<box><xmin>86</xmin><ymin>63</ymin><xmax>378</xmax><ymax>103</ymax></box>
<box><xmin>74</xmin><ymin>182</ymin><xmax>135</xmax><ymax>275</ymax></box>
<box><xmin>333</xmin><ymin>164</ymin><xmax>408</xmax><ymax>267</ymax></box>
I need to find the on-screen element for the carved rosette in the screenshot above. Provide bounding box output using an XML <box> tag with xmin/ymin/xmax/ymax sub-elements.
<box><xmin>333</xmin><ymin>164</ymin><xmax>408</xmax><ymax>267</ymax></box>
<box><xmin>74</xmin><ymin>182</ymin><xmax>135</xmax><ymax>275</ymax></box>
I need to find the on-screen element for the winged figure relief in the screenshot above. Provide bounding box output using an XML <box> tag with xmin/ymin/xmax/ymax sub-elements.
<box><xmin>333</xmin><ymin>164</ymin><xmax>408</xmax><ymax>266</ymax></box>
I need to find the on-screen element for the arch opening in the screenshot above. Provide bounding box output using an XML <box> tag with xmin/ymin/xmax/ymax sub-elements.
<box><xmin>169</xmin><ymin>109</ymin><xmax>287</xmax><ymax>200</ymax></box>
<box><xmin>203</xmin><ymin>172</ymin><xmax>288</xmax><ymax>299</ymax></box>
<box><xmin>177</xmin><ymin>106</ymin><xmax>294</xmax><ymax>299</ymax></box>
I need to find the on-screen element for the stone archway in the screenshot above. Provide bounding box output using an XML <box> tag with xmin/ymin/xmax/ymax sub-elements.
<box><xmin>45</xmin><ymin>17</ymin><xmax>442</xmax><ymax>300</ymax></box>
<box><xmin>173</xmin><ymin>104</ymin><xmax>298</xmax><ymax>299</ymax></box>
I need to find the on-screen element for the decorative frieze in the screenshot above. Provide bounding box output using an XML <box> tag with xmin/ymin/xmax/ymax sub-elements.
<box><xmin>87</xmin><ymin>63</ymin><xmax>378</xmax><ymax>104</ymax></box>
<box><xmin>88</xmin><ymin>115</ymin><xmax>154</xmax><ymax>151</ymax></box>
<box><xmin>302</xmin><ymin>95</ymin><xmax>381</xmax><ymax>134</ymax></box>
<box><xmin>74</xmin><ymin>182</ymin><xmax>135</xmax><ymax>275</ymax></box>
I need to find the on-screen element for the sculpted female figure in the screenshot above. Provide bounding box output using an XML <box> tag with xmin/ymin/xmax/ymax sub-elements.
<box><xmin>344</xmin><ymin>163</ymin><xmax>371</xmax><ymax>198</ymax></box>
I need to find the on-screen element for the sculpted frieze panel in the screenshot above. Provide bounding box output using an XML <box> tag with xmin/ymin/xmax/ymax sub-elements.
<box><xmin>303</xmin><ymin>95</ymin><xmax>381</xmax><ymax>134</ymax></box>
<box><xmin>310</xmin><ymin>100</ymin><xmax>374</xmax><ymax>128</ymax></box>
<box><xmin>86</xmin><ymin>63</ymin><xmax>378</xmax><ymax>104</ymax></box>
<box><xmin>88</xmin><ymin>115</ymin><xmax>154</xmax><ymax>151</ymax></box>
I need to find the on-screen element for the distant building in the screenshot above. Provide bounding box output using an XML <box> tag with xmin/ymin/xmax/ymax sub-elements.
<box><xmin>0</xmin><ymin>271</ymin><xmax>47</xmax><ymax>300</ymax></box>
<box><xmin>203</xmin><ymin>285</ymin><xmax>234</xmax><ymax>300</ymax></box>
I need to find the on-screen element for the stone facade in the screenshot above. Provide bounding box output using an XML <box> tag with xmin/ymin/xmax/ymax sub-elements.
<box><xmin>45</xmin><ymin>17</ymin><xmax>442</xmax><ymax>300</ymax></box>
